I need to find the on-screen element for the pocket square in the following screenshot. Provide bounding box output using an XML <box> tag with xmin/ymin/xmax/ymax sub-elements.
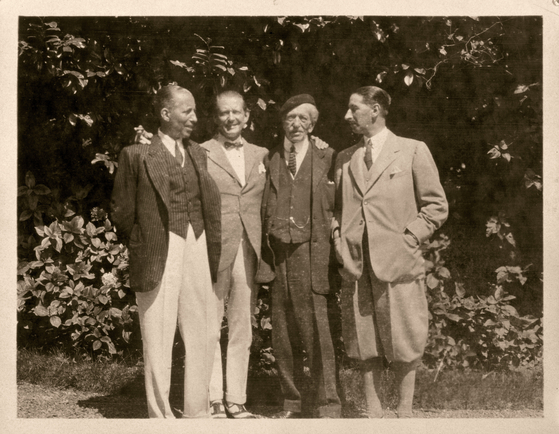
<box><xmin>258</xmin><ymin>162</ymin><xmax>266</xmax><ymax>174</ymax></box>
<box><xmin>327</xmin><ymin>180</ymin><xmax>335</xmax><ymax>185</ymax></box>
<box><xmin>390</xmin><ymin>166</ymin><xmax>403</xmax><ymax>176</ymax></box>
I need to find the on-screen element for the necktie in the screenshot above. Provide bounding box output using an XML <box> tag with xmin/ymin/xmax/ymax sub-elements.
<box><xmin>175</xmin><ymin>141</ymin><xmax>183</xmax><ymax>167</ymax></box>
<box><xmin>288</xmin><ymin>145</ymin><xmax>297</xmax><ymax>176</ymax></box>
<box><xmin>364</xmin><ymin>139</ymin><xmax>373</xmax><ymax>170</ymax></box>
<box><xmin>224</xmin><ymin>141</ymin><xmax>243</xmax><ymax>150</ymax></box>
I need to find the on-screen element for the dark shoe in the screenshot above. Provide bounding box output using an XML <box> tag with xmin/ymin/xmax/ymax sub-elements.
<box><xmin>273</xmin><ymin>410</ymin><xmax>301</xmax><ymax>419</ymax></box>
<box><xmin>224</xmin><ymin>402</ymin><xmax>256</xmax><ymax>419</ymax></box>
<box><xmin>210</xmin><ymin>400</ymin><xmax>227</xmax><ymax>419</ymax></box>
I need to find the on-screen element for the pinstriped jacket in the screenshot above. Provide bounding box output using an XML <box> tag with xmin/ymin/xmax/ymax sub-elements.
<box><xmin>111</xmin><ymin>135</ymin><xmax>221</xmax><ymax>292</ymax></box>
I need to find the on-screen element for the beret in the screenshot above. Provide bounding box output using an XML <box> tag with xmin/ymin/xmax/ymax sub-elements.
<box><xmin>280</xmin><ymin>94</ymin><xmax>316</xmax><ymax>117</ymax></box>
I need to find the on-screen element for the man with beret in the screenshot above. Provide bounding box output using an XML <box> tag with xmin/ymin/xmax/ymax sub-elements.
<box><xmin>257</xmin><ymin>94</ymin><xmax>341</xmax><ymax>418</ymax></box>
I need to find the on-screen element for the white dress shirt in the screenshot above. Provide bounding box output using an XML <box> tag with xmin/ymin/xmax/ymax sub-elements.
<box><xmin>365</xmin><ymin>126</ymin><xmax>389</xmax><ymax>167</ymax></box>
<box><xmin>283</xmin><ymin>135</ymin><xmax>309</xmax><ymax>178</ymax></box>
<box><xmin>158</xmin><ymin>129</ymin><xmax>185</xmax><ymax>167</ymax></box>
<box><xmin>216</xmin><ymin>134</ymin><xmax>246</xmax><ymax>187</ymax></box>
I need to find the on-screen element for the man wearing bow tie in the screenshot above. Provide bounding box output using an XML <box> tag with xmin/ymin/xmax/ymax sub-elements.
<box><xmin>111</xmin><ymin>84</ymin><xmax>222</xmax><ymax>418</ymax></box>
<box><xmin>332</xmin><ymin>86</ymin><xmax>448</xmax><ymax>418</ymax></box>
<box><xmin>200</xmin><ymin>90</ymin><xmax>268</xmax><ymax>419</ymax></box>
<box><xmin>257</xmin><ymin>94</ymin><xmax>341</xmax><ymax>419</ymax></box>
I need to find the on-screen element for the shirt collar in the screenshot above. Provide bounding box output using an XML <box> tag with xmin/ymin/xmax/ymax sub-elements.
<box><xmin>216</xmin><ymin>133</ymin><xmax>245</xmax><ymax>149</ymax></box>
<box><xmin>158</xmin><ymin>129</ymin><xmax>183</xmax><ymax>155</ymax></box>
<box><xmin>365</xmin><ymin>127</ymin><xmax>388</xmax><ymax>148</ymax></box>
<box><xmin>283</xmin><ymin>135</ymin><xmax>309</xmax><ymax>153</ymax></box>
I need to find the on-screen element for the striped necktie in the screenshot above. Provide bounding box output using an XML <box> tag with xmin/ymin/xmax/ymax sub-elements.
<box><xmin>364</xmin><ymin>139</ymin><xmax>373</xmax><ymax>170</ymax></box>
<box><xmin>175</xmin><ymin>141</ymin><xmax>183</xmax><ymax>167</ymax></box>
<box><xmin>288</xmin><ymin>144</ymin><xmax>297</xmax><ymax>176</ymax></box>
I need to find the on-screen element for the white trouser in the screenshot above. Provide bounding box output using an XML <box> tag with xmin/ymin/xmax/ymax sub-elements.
<box><xmin>136</xmin><ymin>227</ymin><xmax>218</xmax><ymax>418</ymax></box>
<box><xmin>209</xmin><ymin>230</ymin><xmax>257</xmax><ymax>405</ymax></box>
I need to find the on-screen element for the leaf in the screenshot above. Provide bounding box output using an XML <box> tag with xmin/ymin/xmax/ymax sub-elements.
<box><xmin>426</xmin><ymin>274</ymin><xmax>439</xmax><ymax>289</ymax></box>
<box><xmin>50</xmin><ymin>316</ymin><xmax>62</xmax><ymax>328</ymax></box>
<box><xmin>26</xmin><ymin>193</ymin><xmax>38</xmax><ymax>210</ymax></box>
<box><xmin>92</xmin><ymin>340</ymin><xmax>102</xmax><ymax>351</ymax></box>
<box><xmin>445</xmin><ymin>313</ymin><xmax>461</xmax><ymax>322</ymax></box>
<box><xmin>256</xmin><ymin>98</ymin><xmax>267</xmax><ymax>110</ymax></box>
<box><xmin>19</xmin><ymin>210</ymin><xmax>33</xmax><ymax>221</ymax></box>
<box><xmin>376</xmin><ymin>71</ymin><xmax>387</xmax><ymax>83</ymax></box>
<box><xmin>34</xmin><ymin>305</ymin><xmax>48</xmax><ymax>317</ymax></box>
<box><xmin>455</xmin><ymin>282</ymin><xmax>466</xmax><ymax>298</ymax></box>
<box><xmin>33</xmin><ymin>184</ymin><xmax>51</xmax><ymax>195</ymax></box>
<box><xmin>170</xmin><ymin>60</ymin><xmax>188</xmax><ymax>69</ymax></box>
<box><xmin>438</xmin><ymin>267</ymin><xmax>451</xmax><ymax>279</ymax></box>
<box><xmin>505</xmin><ymin>232</ymin><xmax>516</xmax><ymax>247</ymax></box>
<box><xmin>25</xmin><ymin>171</ymin><xmax>36</xmax><ymax>188</ymax></box>
<box><xmin>487</xmin><ymin>146</ymin><xmax>501</xmax><ymax>159</ymax></box>
<box><xmin>404</xmin><ymin>70</ymin><xmax>414</xmax><ymax>86</ymax></box>
<box><xmin>18</xmin><ymin>186</ymin><xmax>29</xmax><ymax>196</ymax></box>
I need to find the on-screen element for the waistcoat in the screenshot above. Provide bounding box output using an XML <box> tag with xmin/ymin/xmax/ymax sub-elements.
<box><xmin>269</xmin><ymin>147</ymin><xmax>312</xmax><ymax>243</ymax></box>
<box><xmin>167</xmin><ymin>149</ymin><xmax>204</xmax><ymax>239</ymax></box>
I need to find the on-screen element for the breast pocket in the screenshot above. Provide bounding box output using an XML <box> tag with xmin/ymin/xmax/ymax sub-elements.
<box><xmin>389</xmin><ymin>169</ymin><xmax>408</xmax><ymax>180</ymax></box>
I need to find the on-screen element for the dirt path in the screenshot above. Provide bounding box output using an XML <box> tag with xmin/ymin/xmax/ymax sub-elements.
<box><xmin>17</xmin><ymin>381</ymin><xmax>543</xmax><ymax>419</ymax></box>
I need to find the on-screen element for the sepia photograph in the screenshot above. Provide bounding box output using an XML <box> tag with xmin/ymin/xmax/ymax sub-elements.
<box><xmin>2</xmin><ymin>1</ymin><xmax>558</xmax><ymax>434</ymax></box>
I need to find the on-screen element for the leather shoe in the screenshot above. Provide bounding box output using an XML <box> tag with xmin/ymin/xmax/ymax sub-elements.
<box><xmin>273</xmin><ymin>410</ymin><xmax>301</xmax><ymax>419</ymax></box>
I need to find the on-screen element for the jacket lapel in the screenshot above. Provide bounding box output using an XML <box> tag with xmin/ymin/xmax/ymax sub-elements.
<box><xmin>205</xmin><ymin>139</ymin><xmax>243</xmax><ymax>186</ymax></box>
<box><xmin>365</xmin><ymin>130</ymin><xmax>400</xmax><ymax>192</ymax></box>
<box><xmin>348</xmin><ymin>138</ymin><xmax>367</xmax><ymax>196</ymax></box>
<box><xmin>243</xmin><ymin>143</ymin><xmax>258</xmax><ymax>188</ymax></box>
<box><xmin>268</xmin><ymin>146</ymin><xmax>283</xmax><ymax>193</ymax></box>
<box><xmin>185</xmin><ymin>139</ymin><xmax>205</xmax><ymax>174</ymax></box>
<box><xmin>310</xmin><ymin>138</ymin><xmax>328</xmax><ymax>194</ymax></box>
<box><xmin>145</xmin><ymin>136</ymin><xmax>171</xmax><ymax>209</ymax></box>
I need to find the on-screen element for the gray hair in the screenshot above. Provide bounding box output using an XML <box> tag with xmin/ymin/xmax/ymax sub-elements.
<box><xmin>282</xmin><ymin>103</ymin><xmax>319</xmax><ymax>125</ymax></box>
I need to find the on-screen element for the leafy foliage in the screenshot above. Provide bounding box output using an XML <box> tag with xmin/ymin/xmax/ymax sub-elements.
<box><xmin>17</xmin><ymin>210</ymin><xmax>138</xmax><ymax>359</ymax></box>
<box><xmin>422</xmin><ymin>234</ymin><xmax>542</xmax><ymax>374</ymax></box>
<box><xmin>17</xmin><ymin>16</ymin><xmax>542</xmax><ymax>371</ymax></box>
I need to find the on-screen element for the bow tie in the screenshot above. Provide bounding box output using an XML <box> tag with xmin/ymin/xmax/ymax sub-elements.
<box><xmin>224</xmin><ymin>141</ymin><xmax>243</xmax><ymax>149</ymax></box>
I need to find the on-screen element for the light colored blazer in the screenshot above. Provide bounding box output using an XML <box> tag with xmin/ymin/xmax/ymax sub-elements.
<box><xmin>333</xmin><ymin>130</ymin><xmax>448</xmax><ymax>283</ymax></box>
<box><xmin>200</xmin><ymin>138</ymin><xmax>269</xmax><ymax>271</ymax></box>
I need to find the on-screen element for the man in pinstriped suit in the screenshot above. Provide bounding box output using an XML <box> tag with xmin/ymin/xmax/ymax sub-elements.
<box><xmin>111</xmin><ymin>84</ymin><xmax>222</xmax><ymax>418</ymax></box>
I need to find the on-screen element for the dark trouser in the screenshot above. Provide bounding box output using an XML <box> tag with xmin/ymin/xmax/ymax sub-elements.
<box><xmin>271</xmin><ymin>240</ymin><xmax>341</xmax><ymax>418</ymax></box>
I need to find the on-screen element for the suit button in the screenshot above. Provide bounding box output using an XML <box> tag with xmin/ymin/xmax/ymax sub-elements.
<box><xmin>359</xmin><ymin>220</ymin><xmax>363</xmax><ymax>225</ymax></box>
<box><xmin>364</xmin><ymin>201</ymin><xmax>368</xmax><ymax>205</ymax></box>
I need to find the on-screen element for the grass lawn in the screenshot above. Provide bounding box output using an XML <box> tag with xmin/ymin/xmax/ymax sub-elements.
<box><xmin>17</xmin><ymin>348</ymin><xmax>543</xmax><ymax>418</ymax></box>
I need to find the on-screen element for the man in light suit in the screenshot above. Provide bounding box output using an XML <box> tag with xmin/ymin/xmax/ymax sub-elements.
<box><xmin>332</xmin><ymin>86</ymin><xmax>448</xmax><ymax>418</ymax></box>
<box><xmin>111</xmin><ymin>84</ymin><xmax>221</xmax><ymax>418</ymax></box>
<box><xmin>200</xmin><ymin>90</ymin><xmax>268</xmax><ymax>419</ymax></box>
<box><xmin>258</xmin><ymin>94</ymin><xmax>341</xmax><ymax>419</ymax></box>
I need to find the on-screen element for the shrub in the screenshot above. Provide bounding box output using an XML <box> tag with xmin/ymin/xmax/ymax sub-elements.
<box><xmin>17</xmin><ymin>210</ymin><xmax>139</xmax><ymax>359</ymax></box>
<box><xmin>422</xmin><ymin>234</ymin><xmax>542</xmax><ymax>373</ymax></box>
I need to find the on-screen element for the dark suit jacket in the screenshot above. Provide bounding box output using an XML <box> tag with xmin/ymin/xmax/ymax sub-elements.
<box><xmin>111</xmin><ymin>135</ymin><xmax>221</xmax><ymax>292</ymax></box>
<box><xmin>257</xmin><ymin>137</ymin><xmax>336</xmax><ymax>294</ymax></box>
